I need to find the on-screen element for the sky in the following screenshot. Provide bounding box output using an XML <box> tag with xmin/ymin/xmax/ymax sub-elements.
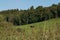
<box><xmin>0</xmin><ymin>0</ymin><xmax>60</xmax><ymax>11</ymax></box>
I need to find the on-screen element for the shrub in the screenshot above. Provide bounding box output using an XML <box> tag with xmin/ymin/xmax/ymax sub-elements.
<box><xmin>30</xmin><ymin>25</ymin><xmax>35</xmax><ymax>28</ymax></box>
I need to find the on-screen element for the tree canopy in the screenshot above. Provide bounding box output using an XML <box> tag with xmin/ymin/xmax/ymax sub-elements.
<box><xmin>0</xmin><ymin>3</ymin><xmax>60</xmax><ymax>26</ymax></box>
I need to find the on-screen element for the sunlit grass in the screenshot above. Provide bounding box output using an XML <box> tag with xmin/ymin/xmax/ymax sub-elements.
<box><xmin>0</xmin><ymin>18</ymin><xmax>60</xmax><ymax>40</ymax></box>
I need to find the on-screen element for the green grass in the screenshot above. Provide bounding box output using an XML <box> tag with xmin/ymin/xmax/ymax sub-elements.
<box><xmin>16</xmin><ymin>18</ymin><xmax>60</xmax><ymax>30</ymax></box>
<box><xmin>0</xmin><ymin>18</ymin><xmax>60</xmax><ymax>40</ymax></box>
<box><xmin>15</xmin><ymin>18</ymin><xmax>60</xmax><ymax>40</ymax></box>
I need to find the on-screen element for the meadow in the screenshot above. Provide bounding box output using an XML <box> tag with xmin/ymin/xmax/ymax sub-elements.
<box><xmin>0</xmin><ymin>18</ymin><xmax>60</xmax><ymax>40</ymax></box>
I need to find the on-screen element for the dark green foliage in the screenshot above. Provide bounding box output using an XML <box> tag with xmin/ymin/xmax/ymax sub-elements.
<box><xmin>30</xmin><ymin>26</ymin><xmax>35</xmax><ymax>28</ymax></box>
<box><xmin>57</xmin><ymin>3</ymin><xmax>60</xmax><ymax>17</ymax></box>
<box><xmin>0</xmin><ymin>3</ymin><xmax>60</xmax><ymax>26</ymax></box>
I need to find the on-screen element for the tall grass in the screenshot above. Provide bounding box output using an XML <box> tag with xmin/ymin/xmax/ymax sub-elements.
<box><xmin>0</xmin><ymin>18</ymin><xmax>60</xmax><ymax>40</ymax></box>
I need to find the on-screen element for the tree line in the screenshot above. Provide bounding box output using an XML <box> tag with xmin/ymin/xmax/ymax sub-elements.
<box><xmin>0</xmin><ymin>3</ymin><xmax>60</xmax><ymax>26</ymax></box>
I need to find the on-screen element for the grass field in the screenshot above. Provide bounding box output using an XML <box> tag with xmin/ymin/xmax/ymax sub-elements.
<box><xmin>0</xmin><ymin>18</ymin><xmax>60</xmax><ymax>40</ymax></box>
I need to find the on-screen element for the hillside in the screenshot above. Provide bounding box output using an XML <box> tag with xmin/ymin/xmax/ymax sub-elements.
<box><xmin>0</xmin><ymin>18</ymin><xmax>60</xmax><ymax>40</ymax></box>
<box><xmin>16</xmin><ymin>18</ymin><xmax>60</xmax><ymax>31</ymax></box>
<box><xmin>0</xmin><ymin>3</ymin><xmax>60</xmax><ymax>26</ymax></box>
